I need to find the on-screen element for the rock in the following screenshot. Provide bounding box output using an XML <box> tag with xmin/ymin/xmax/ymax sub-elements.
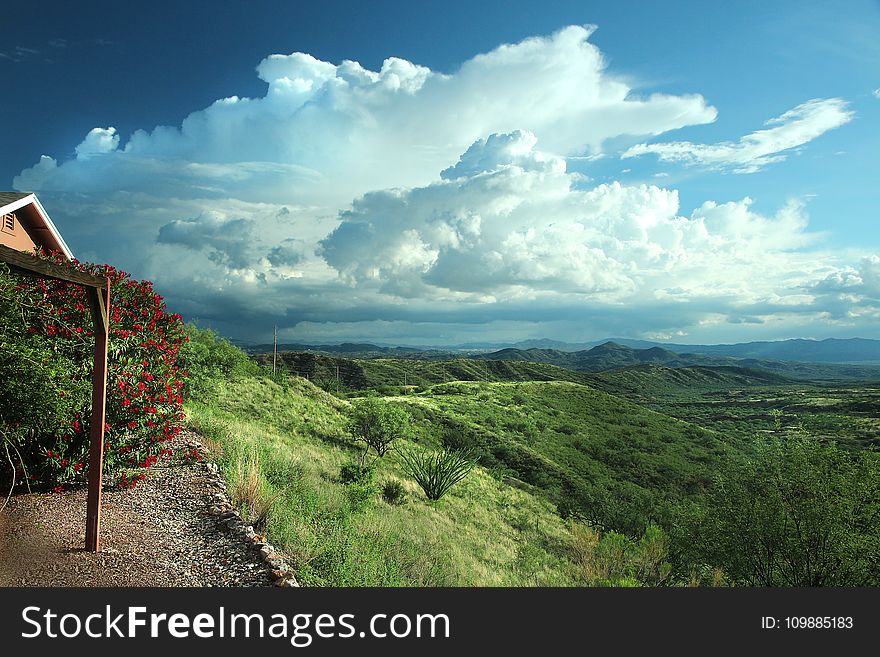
<box><xmin>244</xmin><ymin>527</ymin><xmax>256</xmax><ymax>540</ymax></box>
<box><xmin>259</xmin><ymin>545</ymin><xmax>273</xmax><ymax>559</ymax></box>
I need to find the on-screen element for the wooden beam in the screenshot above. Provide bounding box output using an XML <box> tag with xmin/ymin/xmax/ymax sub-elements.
<box><xmin>85</xmin><ymin>282</ymin><xmax>110</xmax><ymax>552</ymax></box>
<box><xmin>0</xmin><ymin>244</ymin><xmax>108</xmax><ymax>289</ymax></box>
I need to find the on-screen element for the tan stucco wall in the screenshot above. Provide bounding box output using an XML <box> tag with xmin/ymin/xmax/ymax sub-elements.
<box><xmin>0</xmin><ymin>212</ymin><xmax>39</xmax><ymax>254</ymax></box>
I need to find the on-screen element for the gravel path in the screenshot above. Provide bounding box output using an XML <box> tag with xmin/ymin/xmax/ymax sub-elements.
<box><xmin>0</xmin><ymin>432</ymin><xmax>274</xmax><ymax>587</ymax></box>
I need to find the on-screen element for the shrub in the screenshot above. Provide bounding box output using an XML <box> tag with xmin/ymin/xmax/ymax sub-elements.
<box><xmin>397</xmin><ymin>447</ymin><xmax>475</xmax><ymax>501</ymax></box>
<box><xmin>177</xmin><ymin>324</ymin><xmax>259</xmax><ymax>399</ymax></box>
<box><xmin>0</xmin><ymin>253</ymin><xmax>187</xmax><ymax>490</ymax></box>
<box><xmin>569</xmin><ymin>521</ymin><xmax>671</xmax><ymax>586</ymax></box>
<box><xmin>381</xmin><ymin>479</ymin><xmax>407</xmax><ymax>505</ymax></box>
<box><xmin>344</xmin><ymin>480</ymin><xmax>376</xmax><ymax>513</ymax></box>
<box><xmin>338</xmin><ymin>461</ymin><xmax>375</xmax><ymax>485</ymax></box>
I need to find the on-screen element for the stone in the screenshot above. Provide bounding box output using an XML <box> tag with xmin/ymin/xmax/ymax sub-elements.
<box><xmin>259</xmin><ymin>545</ymin><xmax>273</xmax><ymax>559</ymax></box>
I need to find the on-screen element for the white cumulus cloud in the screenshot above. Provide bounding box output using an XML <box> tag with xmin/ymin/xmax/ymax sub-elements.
<box><xmin>322</xmin><ymin>131</ymin><xmax>830</xmax><ymax>314</ymax></box>
<box><xmin>74</xmin><ymin>127</ymin><xmax>120</xmax><ymax>159</ymax></box>
<box><xmin>15</xmin><ymin>25</ymin><xmax>716</xmax><ymax>203</ymax></box>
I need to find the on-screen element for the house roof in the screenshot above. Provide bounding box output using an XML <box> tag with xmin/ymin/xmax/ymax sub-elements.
<box><xmin>0</xmin><ymin>191</ymin><xmax>31</xmax><ymax>206</ymax></box>
<box><xmin>0</xmin><ymin>191</ymin><xmax>74</xmax><ymax>260</ymax></box>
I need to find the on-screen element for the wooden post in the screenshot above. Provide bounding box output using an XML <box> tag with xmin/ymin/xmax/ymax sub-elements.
<box><xmin>85</xmin><ymin>281</ymin><xmax>110</xmax><ymax>552</ymax></box>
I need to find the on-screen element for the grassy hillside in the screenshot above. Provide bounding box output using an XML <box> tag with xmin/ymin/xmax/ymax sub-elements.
<box><xmin>587</xmin><ymin>364</ymin><xmax>791</xmax><ymax>398</ymax></box>
<box><xmin>392</xmin><ymin>380</ymin><xmax>731</xmax><ymax>534</ymax></box>
<box><xmin>254</xmin><ymin>351</ymin><xmax>591</xmax><ymax>392</ymax></box>
<box><xmin>186</xmin><ymin>352</ymin><xmax>722</xmax><ymax>585</ymax></box>
<box><xmin>187</xmin><ymin>375</ymin><xmax>591</xmax><ymax>586</ymax></box>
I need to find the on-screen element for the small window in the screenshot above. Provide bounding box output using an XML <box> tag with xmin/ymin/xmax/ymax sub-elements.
<box><xmin>1</xmin><ymin>213</ymin><xmax>15</xmax><ymax>235</ymax></box>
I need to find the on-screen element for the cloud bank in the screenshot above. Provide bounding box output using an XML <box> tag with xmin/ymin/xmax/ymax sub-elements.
<box><xmin>10</xmin><ymin>27</ymin><xmax>873</xmax><ymax>344</ymax></box>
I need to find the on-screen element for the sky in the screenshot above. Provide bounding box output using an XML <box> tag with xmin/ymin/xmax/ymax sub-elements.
<box><xmin>2</xmin><ymin>0</ymin><xmax>879</xmax><ymax>346</ymax></box>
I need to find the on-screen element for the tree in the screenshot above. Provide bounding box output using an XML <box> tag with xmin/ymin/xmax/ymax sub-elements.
<box><xmin>348</xmin><ymin>397</ymin><xmax>411</xmax><ymax>467</ymax></box>
<box><xmin>685</xmin><ymin>436</ymin><xmax>880</xmax><ymax>586</ymax></box>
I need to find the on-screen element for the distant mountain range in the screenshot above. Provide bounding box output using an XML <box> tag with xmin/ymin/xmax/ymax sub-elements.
<box><xmin>246</xmin><ymin>337</ymin><xmax>880</xmax><ymax>380</ymax></box>
<box><xmin>471</xmin><ymin>342</ymin><xmax>880</xmax><ymax>380</ymax></box>
<box><xmin>249</xmin><ymin>337</ymin><xmax>880</xmax><ymax>364</ymax></box>
<box><xmin>461</xmin><ymin>337</ymin><xmax>880</xmax><ymax>363</ymax></box>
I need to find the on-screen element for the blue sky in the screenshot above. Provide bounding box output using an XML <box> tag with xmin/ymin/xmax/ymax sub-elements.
<box><xmin>2</xmin><ymin>0</ymin><xmax>879</xmax><ymax>345</ymax></box>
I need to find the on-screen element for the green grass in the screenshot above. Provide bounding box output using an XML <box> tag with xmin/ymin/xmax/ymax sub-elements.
<box><xmin>389</xmin><ymin>380</ymin><xmax>731</xmax><ymax>535</ymax></box>
<box><xmin>186</xmin><ymin>375</ymin><xmax>583</xmax><ymax>586</ymax></box>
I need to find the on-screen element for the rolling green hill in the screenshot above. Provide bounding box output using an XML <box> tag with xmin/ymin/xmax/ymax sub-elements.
<box><xmin>586</xmin><ymin>363</ymin><xmax>791</xmax><ymax>398</ymax></box>
<box><xmin>392</xmin><ymin>380</ymin><xmax>732</xmax><ymax>535</ymax></box>
<box><xmin>254</xmin><ymin>351</ymin><xmax>593</xmax><ymax>391</ymax></box>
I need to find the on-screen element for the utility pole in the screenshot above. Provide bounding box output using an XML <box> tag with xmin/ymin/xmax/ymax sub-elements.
<box><xmin>273</xmin><ymin>324</ymin><xmax>277</xmax><ymax>376</ymax></box>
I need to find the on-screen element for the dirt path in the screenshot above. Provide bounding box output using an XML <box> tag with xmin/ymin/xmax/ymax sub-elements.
<box><xmin>0</xmin><ymin>433</ymin><xmax>273</xmax><ymax>587</ymax></box>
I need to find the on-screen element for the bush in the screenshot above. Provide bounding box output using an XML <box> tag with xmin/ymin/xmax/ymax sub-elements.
<box><xmin>338</xmin><ymin>461</ymin><xmax>375</xmax><ymax>485</ymax></box>
<box><xmin>344</xmin><ymin>480</ymin><xmax>376</xmax><ymax>513</ymax></box>
<box><xmin>569</xmin><ymin>522</ymin><xmax>672</xmax><ymax>586</ymax></box>
<box><xmin>0</xmin><ymin>254</ymin><xmax>187</xmax><ymax>490</ymax></box>
<box><xmin>381</xmin><ymin>479</ymin><xmax>407</xmax><ymax>505</ymax></box>
<box><xmin>337</xmin><ymin>461</ymin><xmax>376</xmax><ymax>512</ymax></box>
<box><xmin>397</xmin><ymin>447</ymin><xmax>475</xmax><ymax>501</ymax></box>
<box><xmin>178</xmin><ymin>324</ymin><xmax>259</xmax><ymax>399</ymax></box>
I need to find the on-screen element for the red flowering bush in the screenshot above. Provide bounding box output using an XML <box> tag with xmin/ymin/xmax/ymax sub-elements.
<box><xmin>0</xmin><ymin>251</ymin><xmax>188</xmax><ymax>490</ymax></box>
